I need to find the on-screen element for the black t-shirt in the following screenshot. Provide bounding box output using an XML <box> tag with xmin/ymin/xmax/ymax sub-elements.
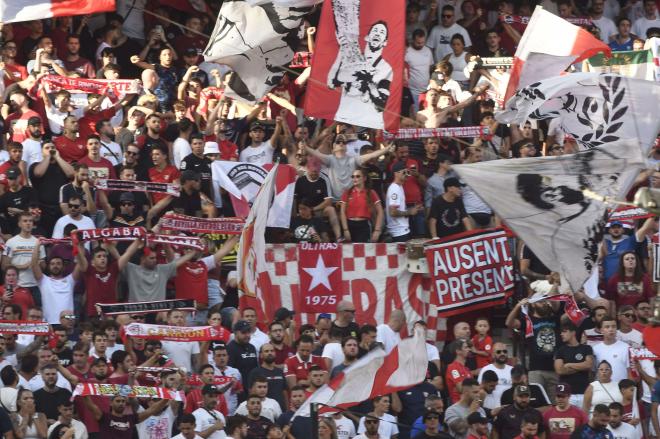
<box><xmin>294</xmin><ymin>175</ymin><xmax>329</xmax><ymax>207</ymax></box>
<box><xmin>56</xmin><ymin>347</ymin><xmax>73</xmax><ymax>367</ymax></box>
<box><xmin>289</xmin><ymin>216</ymin><xmax>327</xmax><ymax>242</ymax></box>
<box><xmin>107</xmin><ymin>190</ymin><xmax>150</xmax><ymax>214</ymax></box>
<box><xmin>180</xmin><ymin>153</ymin><xmax>212</xmax><ymax>197</ymax></box>
<box><xmin>494</xmin><ymin>405</ymin><xmax>544</xmax><ymax>439</ymax></box>
<box><xmin>331</xmin><ymin>321</ymin><xmax>360</xmax><ymax>340</ymax></box>
<box><xmin>172</xmin><ymin>189</ymin><xmax>201</xmax><ymax>216</ymax></box>
<box><xmin>398</xmin><ymin>382</ymin><xmax>442</xmax><ymax>439</ymax></box>
<box><xmin>429</xmin><ymin>196</ymin><xmax>467</xmax><ymax>238</ymax></box>
<box><xmin>246</xmin><ymin>416</ymin><xmax>272</xmax><ymax>439</ymax></box>
<box><xmin>227</xmin><ymin>340</ymin><xmax>258</xmax><ymax>388</ymax></box>
<box><xmin>413</xmin><ymin>432</ymin><xmax>453</xmax><ymax>439</ymax></box>
<box><xmin>137</xmin><ymin>135</ymin><xmax>167</xmax><ymax>176</ymax></box>
<box><xmin>59</xmin><ymin>182</ymin><xmax>96</xmax><ymax>206</ymax></box>
<box><xmin>520</xmin><ymin>313</ymin><xmax>561</xmax><ymax>371</ymax></box>
<box><xmin>522</xmin><ymin>244</ymin><xmax>551</xmax><ymax>276</ymax></box>
<box><xmin>34</xmin><ymin>387</ymin><xmax>72</xmax><ymax>421</ymax></box>
<box><xmin>361</xmin><ymin>163</ymin><xmax>385</xmax><ymax>201</ymax></box>
<box><xmin>99</xmin><ymin>412</ymin><xmax>138</xmax><ymax>439</ymax></box>
<box><xmin>500</xmin><ymin>383</ymin><xmax>551</xmax><ymax>408</ymax></box>
<box><xmin>0</xmin><ymin>407</ymin><xmax>11</xmax><ymax>436</ymax></box>
<box><xmin>29</xmin><ymin>162</ymin><xmax>71</xmax><ymax>207</ymax></box>
<box><xmin>554</xmin><ymin>343</ymin><xmax>593</xmax><ymax>394</ymax></box>
<box><xmin>0</xmin><ymin>186</ymin><xmax>37</xmax><ymax>233</ymax></box>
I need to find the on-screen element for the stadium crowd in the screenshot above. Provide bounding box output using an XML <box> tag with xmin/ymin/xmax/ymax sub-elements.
<box><xmin>0</xmin><ymin>0</ymin><xmax>658</xmax><ymax>438</ymax></box>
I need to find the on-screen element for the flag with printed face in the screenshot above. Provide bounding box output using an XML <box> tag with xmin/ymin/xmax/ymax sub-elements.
<box><xmin>453</xmin><ymin>140</ymin><xmax>646</xmax><ymax>292</ymax></box>
<box><xmin>203</xmin><ymin>1</ymin><xmax>316</xmax><ymax>103</ymax></box>
<box><xmin>498</xmin><ymin>73</ymin><xmax>660</xmax><ymax>156</ymax></box>
<box><xmin>304</xmin><ymin>0</ymin><xmax>405</xmax><ymax>130</ymax></box>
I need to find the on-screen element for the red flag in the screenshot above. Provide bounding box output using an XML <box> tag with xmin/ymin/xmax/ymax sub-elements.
<box><xmin>304</xmin><ymin>0</ymin><xmax>405</xmax><ymax>131</ymax></box>
<box><xmin>298</xmin><ymin>242</ymin><xmax>343</xmax><ymax>313</ymax></box>
<box><xmin>1</xmin><ymin>0</ymin><xmax>115</xmax><ymax>23</ymax></box>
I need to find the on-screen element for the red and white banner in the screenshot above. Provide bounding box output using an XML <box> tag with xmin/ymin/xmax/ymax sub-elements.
<box><xmin>608</xmin><ymin>206</ymin><xmax>654</xmax><ymax>222</ymax></box>
<box><xmin>122</xmin><ymin>323</ymin><xmax>231</xmax><ymax>343</ymax></box>
<box><xmin>0</xmin><ymin>321</ymin><xmax>50</xmax><ymax>334</ymax></box>
<box><xmin>504</xmin><ymin>8</ymin><xmax>610</xmax><ymax>103</ymax></box>
<box><xmin>298</xmin><ymin>242</ymin><xmax>343</xmax><ymax>313</ymax></box>
<box><xmin>290</xmin><ymin>52</ymin><xmax>313</xmax><ymax>68</ymax></box>
<box><xmin>72</xmin><ymin>383</ymin><xmax>183</xmax><ymax>401</ymax></box>
<box><xmin>0</xmin><ymin>0</ymin><xmax>115</xmax><ymax>23</ymax></box>
<box><xmin>630</xmin><ymin>347</ymin><xmax>660</xmax><ymax>361</ymax></box>
<box><xmin>295</xmin><ymin>327</ymin><xmax>428</xmax><ymax>417</ymax></box>
<box><xmin>425</xmin><ymin>228</ymin><xmax>514</xmax><ymax>317</ymax></box>
<box><xmin>239</xmin><ymin>243</ymin><xmax>447</xmax><ymax>342</ymax></box>
<box><xmin>304</xmin><ymin>0</ymin><xmax>405</xmax><ymax>130</ymax></box>
<box><xmin>96</xmin><ymin>179</ymin><xmax>179</xmax><ymax>197</ymax></box>
<box><xmin>41</xmin><ymin>75</ymin><xmax>140</xmax><ymax>102</ymax></box>
<box><xmin>382</xmin><ymin>126</ymin><xmax>489</xmax><ymax>141</ymax></box>
<box><xmin>160</xmin><ymin>213</ymin><xmax>245</xmax><ymax>235</ymax></box>
<box><xmin>499</xmin><ymin>14</ymin><xmax>593</xmax><ymax>27</ymax></box>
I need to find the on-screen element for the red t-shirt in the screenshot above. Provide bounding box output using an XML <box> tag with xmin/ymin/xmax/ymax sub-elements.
<box><xmin>175</xmin><ymin>261</ymin><xmax>209</xmax><ymax>305</ymax></box>
<box><xmin>471</xmin><ymin>334</ymin><xmax>493</xmax><ymax>369</ymax></box>
<box><xmin>79</xmin><ymin>107</ymin><xmax>117</xmax><ymax>142</ymax></box>
<box><xmin>0</xmin><ymin>160</ymin><xmax>27</xmax><ymax>188</ymax></box>
<box><xmin>274</xmin><ymin>345</ymin><xmax>295</xmax><ymax>366</ymax></box>
<box><xmin>74</xmin><ymin>377</ymin><xmax>110</xmax><ymax>433</ymax></box>
<box><xmin>6</xmin><ymin>110</ymin><xmax>42</xmax><ymax>143</ymax></box>
<box><xmin>341</xmin><ymin>187</ymin><xmax>380</xmax><ymax>220</ymax></box>
<box><xmin>3</xmin><ymin>64</ymin><xmax>28</xmax><ymax>87</ymax></box>
<box><xmin>542</xmin><ymin>405</ymin><xmax>589</xmax><ymax>439</ymax></box>
<box><xmin>0</xmin><ymin>285</ymin><xmax>34</xmax><ymax>318</ymax></box>
<box><xmin>83</xmin><ymin>261</ymin><xmax>119</xmax><ymax>317</ymax></box>
<box><xmin>184</xmin><ymin>388</ymin><xmax>228</xmax><ymax>415</ymax></box>
<box><xmin>54</xmin><ymin>135</ymin><xmax>87</xmax><ymax>163</ymax></box>
<box><xmin>445</xmin><ymin>360</ymin><xmax>472</xmax><ymax>403</ymax></box>
<box><xmin>605</xmin><ymin>273</ymin><xmax>654</xmax><ymax>308</ymax></box>
<box><xmin>78</xmin><ymin>156</ymin><xmax>117</xmax><ymax>180</ymax></box>
<box><xmin>148</xmin><ymin>165</ymin><xmax>180</xmax><ymax>204</ymax></box>
<box><xmin>283</xmin><ymin>354</ymin><xmax>326</xmax><ymax>381</ymax></box>
<box><xmin>203</xmin><ymin>135</ymin><xmax>238</xmax><ymax>161</ymax></box>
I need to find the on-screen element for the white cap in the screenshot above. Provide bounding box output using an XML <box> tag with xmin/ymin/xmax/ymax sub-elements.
<box><xmin>204</xmin><ymin>141</ymin><xmax>220</xmax><ymax>155</ymax></box>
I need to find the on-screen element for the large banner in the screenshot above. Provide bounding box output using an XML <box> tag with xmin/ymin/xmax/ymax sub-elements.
<box><xmin>240</xmin><ymin>243</ymin><xmax>447</xmax><ymax>342</ymax></box>
<box><xmin>304</xmin><ymin>0</ymin><xmax>405</xmax><ymax>130</ymax></box>
<box><xmin>298</xmin><ymin>242</ymin><xmax>343</xmax><ymax>313</ymax></box>
<box><xmin>585</xmin><ymin>50</ymin><xmax>655</xmax><ymax>81</ymax></box>
<box><xmin>425</xmin><ymin>228</ymin><xmax>514</xmax><ymax>317</ymax></box>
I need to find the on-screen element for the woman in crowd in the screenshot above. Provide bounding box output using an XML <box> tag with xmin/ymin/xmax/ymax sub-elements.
<box><xmin>339</xmin><ymin>168</ymin><xmax>384</xmax><ymax>243</ymax></box>
<box><xmin>11</xmin><ymin>389</ymin><xmax>48</xmax><ymax>439</ymax></box>
<box><xmin>605</xmin><ymin>250</ymin><xmax>654</xmax><ymax>312</ymax></box>
<box><xmin>582</xmin><ymin>360</ymin><xmax>623</xmax><ymax>415</ymax></box>
<box><xmin>318</xmin><ymin>417</ymin><xmax>338</xmax><ymax>439</ymax></box>
<box><xmin>442</xmin><ymin>34</ymin><xmax>471</xmax><ymax>88</ymax></box>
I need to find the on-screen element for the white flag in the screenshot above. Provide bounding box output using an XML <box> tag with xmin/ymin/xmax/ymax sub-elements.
<box><xmin>498</xmin><ymin>73</ymin><xmax>660</xmax><ymax>154</ymax></box>
<box><xmin>203</xmin><ymin>1</ymin><xmax>315</xmax><ymax>103</ymax></box>
<box><xmin>453</xmin><ymin>140</ymin><xmax>645</xmax><ymax>292</ymax></box>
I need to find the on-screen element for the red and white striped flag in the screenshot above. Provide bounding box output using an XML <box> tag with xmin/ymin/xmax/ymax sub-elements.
<box><xmin>504</xmin><ymin>8</ymin><xmax>610</xmax><ymax>103</ymax></box>
<box><xmin>0</xmin><ymin>0</ymin><xmax>115</xmax><ymax>23</ymax></box>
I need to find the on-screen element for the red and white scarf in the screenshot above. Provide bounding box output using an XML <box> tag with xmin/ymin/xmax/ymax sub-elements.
<box><xmin>41</xmin><ymin>75</ymin><xmax>141</xmax><ymax>102</ymax></box>
<box><xmin>522</xmin><ymin>293</ymin><xmax>586</xmax><ymax>338</ymax></box>
<box><xmin>122</xmin><ymin>323</ymin><xmax>231</xmax><ymax>342</ymax></box>
<box><xmin>72</xmin><ymin>227</ymin><xmax>205</xmax><ymax>251</ymax></box>
<box><xmin>499</xmin><ymin>14</ymin><xmax>593</xmax><ymax>26</ymax></box>
<box><xmin>72</xmin><ymin>383</ymin><xmax>183</xmax><ymax>401</ymax></box>
<box><xmin>160</xmin><ymin>212</ymin><xmax>245</xmax><ymax>235</ymax></box>
<box><xmin>0</xmin><ymin>321</ymin><xmax>50</xmax><ymax>334</ymax></box>
<box><xmin>186</xmin><ymin>375</ymin><xmax>234</xmax><ymax>388</ymax></box>
<box><xmin>96</xmin><ymin>179</ymin><xmax>180</xmax><ymax>197</ymax></box>
<box><xmin>630</xmin><ymin>347</ymin><xmax>660</xmax><ymax>361</ymax></box>
<box><xmin>382</xmin><ymin>126</ymin><xmax>490</xmax><ymax>140</ymax></box>
<box><xmin>96</xmin><ymin>299</ymin><xmax>197</xmax><ymax>316</ymax></box>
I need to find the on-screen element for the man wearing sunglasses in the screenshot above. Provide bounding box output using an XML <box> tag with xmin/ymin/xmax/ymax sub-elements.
<box><xmin>52</xmin><ymin>195</ymin><xmax>95</xmax><ymax>240</ymax></box>
<box><xmin>478</xmin><ymin>342</ymin><xmax>513</xmax><ymax>406</ymax></box>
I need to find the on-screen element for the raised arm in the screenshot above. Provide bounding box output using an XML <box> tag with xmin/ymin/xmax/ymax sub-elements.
<box><xmin>130</xmin><ymin>54</ymin><xmax>155</xmax><ymax>71</ymax></box>
<box><xmin>357</xmin><ymin>143</ymin><xmax>395</xmax><ymax>166</ymax></box>
<box><xmin>213</xmin><ymin>236</ymin><xmax>239</xmax><ymax>265</ymax></box>
<box><xmin>174</xmin><ymin>249</ymin><xmax>196</xmax><ymax>270</ymax></box>
<box><xmin>82</xmin><ymin>396</ymin><xmax>103</xmax><ymax>421</ymax></box>
<box><xmin>31</xmin><ymin>240</ymin><xmax>43</xmax><ymax>281</ymax></box>
<box><xmin>118</xmin><ymin>238</ymin><xmax>142</xmax><ymax>271</ymax></box>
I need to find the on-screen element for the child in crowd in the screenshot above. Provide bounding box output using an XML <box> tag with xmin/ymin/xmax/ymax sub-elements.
<box><xmin>471</xmin><ymin>317</ymin><xmax>493</xmax><ymax>370</ymax></box>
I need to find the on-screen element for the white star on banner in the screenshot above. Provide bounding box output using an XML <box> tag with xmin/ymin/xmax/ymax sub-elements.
<box><xmin>303</xmin><ymin>255</ymin><xmax>338</xmax><ymax>291</ymax></box>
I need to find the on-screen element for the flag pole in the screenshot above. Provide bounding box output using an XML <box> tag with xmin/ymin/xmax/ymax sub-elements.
<box><xmin>311</xmin><ymin>403</ymin><xmax>319</xmax><ymax>439</ymax></box>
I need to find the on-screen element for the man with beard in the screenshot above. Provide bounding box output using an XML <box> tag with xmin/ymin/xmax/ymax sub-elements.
<box><xmin>95</xmin><ymin>120</ymin><xmax>123</xmax><ymax>167</ymax></box>
<box><xmin>31</xmin><ymin>241</ymin><xmax>82</xmax><ymax>324</ymax></box>
<box><xmin>247</xmin><ymin>344</ymin><xmax>287</xmax><ymax>412</ymax></box>
<box><xmin>135</xmin><ymin>114</ymin><xmax>167</xmax><ymax>176</ymax></box>
<box><xmin>445</xmin><ymin>378</ymin><xmax>487</xmax><ymax>439</ymax></box>
<box><xmin>75</xmin><ymin>357</ymin><xmax>109</xmax><ymax>436</ymax></box>
<box><xmin>84</xmin><ymin>392</ymin><xmax>169</xmax><ymax>439</ymax></box>
<box><xmin>62</xmin><ymin>34</ymin><xmax>95</xmax><ymax>78</ymax></box>
<box><xmin>244</xmin><ymin>395</ymin><xmax>273</xmax><ymax>439</ymax></box>
<box><xmin>500</xmin><ymin>365</ymin><xmax>552</xmax><ymax>409</ymax></box>
<box><xmin>192</xmin><ymin>385</ymin><xmax>227</xmax><ymax>439</ymax></box>
<box><xmin>493</xmin><ymin>385</ymin><xmax>545</xmax><ymax>439</ymax></box>
<box><xmin>51</xmin><ymin>195</ymin><xmax>95</xmax><ymax>240</ymax></box>
<box><xmin>0</xmin><ymin>167</ymin><xmax>37</xmax><ymax>234</ymax></box>
<box><xmin>33</xmin><ymin>363</ymin><xmax>72</xmax><ymax>423</ymax></box>
<box><xmin>181</xmin><ymin>136</ymin><xmax>212</xmax><ymax>198</ymax></box>
<box><xmin>268</xmin><ymin>322</ymin><xmax>294</xmax><ymax>368</ymax></box>
<box><xmin>606</xmin><ymin>402</ymin><xmax>635</xmax><ymax>438</ymax></box>
<box><xmin>331</xmin><ymin>336</ymin><xmax>359</xmax><ymax>379</ymax></box>
<box><xmin>21</xmin><ymin>117</ymin><xmax>44</xmax><ymax>171</ymax></box>
<box><xmin>543</xmin><ymin>384</ymin><xmax>588</xmax><ymax>439</ymax></box>
<box><xmin>446</xmin><ymin>339</ymin><xmax>474</xmax><ymax>403</ymax></box>
<box><xmin>236</xmin><ymin>376</ymin><xmax>282</xmax><ymax>422</ymax></box>
<box><xmin>54</xmin><ymin>115</ymin><xmax>87</xmax><ymax>163</ymax></box>
<box><xmin>330</xmin><ymin>21</ymin><xmax>393</xmax><ymax>129</ymax></box>
<box><xmin>506</xmin><ymin>294</ymin><xmax>562</xmax><ymax>403</ymax></box>
<box><xmin>185</xmin><ymin>364</ymin><xmax>229</xmax><ymax>415</ymax></box>
<box><xmin>571</xmin><ymin>404</ymin><xmax>613</xmax><ymax>439</ymax></box>
<box><xmin>478</xmin><ymin>342</ymin><xmax>513</xmax><ymax>406</ymax></box>
<box><xmin>58</xmin><ymin>163</ymin><xmax>97</xmax><ymax>216</ymax></box>
<box><xmin>7</xmin><ymin>90</ymin><xmax>43</xmax><ymax>144</ymax></box>
<box><xmin>405</xmin><ymin>29</ymin><xmax>434</xmax><ymax>111</ymax></box>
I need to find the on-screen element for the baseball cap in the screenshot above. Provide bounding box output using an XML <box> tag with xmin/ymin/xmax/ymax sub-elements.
<box><xmin>203</xmin><ymin>142</ymin><xmax>220</xmax><ymax>155</ymax></box>
<box><xmin>392</xmin><ymin>161</ymin><xmax>406</xmax><ymax>173</ymax></box>
<box><xmin>514</xmin><ymin>385</ymin><xmax>531</xmax><ymax>396</ymax></box>
<box><xmin>274</xmin><ymin>307</ymin><xmax>295</xmax><ymax>322</ymax></box>
<box><xmin>181</xmin><ymin>169</ymin><xmax>201</xmax><ymax>183</ymax></box>
<box><xmin>443</xmin><ymin>177</ymin><xmax>465</xmax><ymax>190</ymax></box>
<box><xmin>608</xmin><ymin>220</ymin><xmax>623</xmax><ymax>227</ymax></box>
<box><xmin>233</xmin><ymin>320</ymin><xmax>251</xmax><ymax>333</ymax></box>
<box><xmin>556</xmin><ymin>383</ymin><xmax>572</xmax><ymax>396</ymax></box>
<box><xmin>467</xmin><ymin>412</ymin><xmax>489</xmax><ymax>425</ymax></box>
<box><xmin>27</xmin><ymin>116</ymin><xmax>42</xmax><ymax>126</ymax></box>
<box><xmin>6</xmin><ymin>167</ymin><xmax>20</xmax><ymax>180</ymax></box>
<box><xmin>119</xmin><ymin>192</ymin><xmax>136</xmax><ymax>203</ymax></box>
<box><xmin>201</xmin><ymin>384</ymin><xmax>220</xmax><ymax>395</ymax></box>
<box><xmin>249</xmin><ymin>121</ymin><xmax>265</xmax><ymax>131</ymax></box>
<box><xmin>317</xmin><ymin>313</ymin><xmax>332</xmax><ymax>321</ymax></box>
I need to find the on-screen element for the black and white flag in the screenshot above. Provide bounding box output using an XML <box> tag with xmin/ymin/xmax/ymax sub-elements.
<box><xmin>498</xmin><ymin>73</ymin><xmax>660</xmax><ymax>154</ymax></box>
<box><xmin>203</xmin><ymin>0</ymin><xmax>318</xmax><ymax>103</ymax></box>
<box><xmin>453</xmin><ymin>140</ymin><xmax>645</xmax><ymax>292</ymax></box>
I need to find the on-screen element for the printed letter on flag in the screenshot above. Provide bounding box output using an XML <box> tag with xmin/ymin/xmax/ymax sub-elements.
<box><xmin>504</xmin><ymin>8</ymin><xmax>610</xmax><ymax>102</ymax></box>
<box><xmin>304</xmin><ymin>0</ymin><xmax>405</xmax><ymax>130</ymax></box>
<box><xmin>203</xmin><ymin>1</ymin><xmax>316</xmax><ymax>103</ymax></box>
<box><xmin>453</xmin><ymin>140</ymin><xmax>645</xmax><ymax>292</ymax></box>
<box><xmin>425</xmin><ymin>228</ymin><xmax>514</xmax><ymax>317</ymax></box>
<box><xmin>499</xmin><ymin>73</ymin><xmax>660</xmax><ymax>155</ymax></box>
<box><xmin>298</xmin><ymin>242</ymin><xmax>343</xmax><ymax>312</ymax></box>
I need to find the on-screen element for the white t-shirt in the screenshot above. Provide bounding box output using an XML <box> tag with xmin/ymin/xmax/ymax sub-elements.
<box><xmin>321</xmin><ymin>342</ymin><xmax>345</xmax><ymax>371</ymax></box>
<box><xmin>427</xmin><ymin>23</ymin><xmax>472</xmax><ymax>61</ymax></box>
<box><xmin>249</xmin><ymin>328</ymin><xmax>270</xmax><ymax>353</ymax></box>
<box><xmin>172</xmin><ymin>435</ymin><xmax>203</xmax><ymax>439</ymax></box>
<box><xmin>593</xmin><ymin>340</ymin><xmax>630</xmax><ymax>383</ymax></box>
<box><xmin>633</xmin><ymin>16</ymin><xmax>660</xmax><ymax>39</ymax></box>
<box><xmin>100</xmin><ymin>140</ymin><xmax>123</xmax><ymax>166</ymax></box>
<box><xmin>20</xmin><ymin>373</ymin><xmax>72</xmax><ymax>392</ymax></box>
<box><xmin>426</xmin><ymin>343</ymin><xmax>440</xmax><ymax>362</ymax></box>
<box><xmin>591</xmin><ymin>16</ymin><xmax>617</xmax><ymax>42</ymax></box>
<box><xmin>477</xmin><ymin>363</ymin><xmax>513</xmax><ymax>405</ymax></box>
<box><xmin>608</xmin><ymin>421</ymin><xmax>639</xmax><ymax>439</ymax></box>
<box><xmin>192</xmin><ymin>407</ymin><xmax>227</xmax><ymax>439</ymax></box>
<box><xmin>385</xmin><ymin>182</ymin><xmax>409</xmax><ymax>238</ymax></box>
<box><xmin>136</xmin><ymin>405</ymin><xmax>176</xmax><ymax>439</ymax></box>
<box><xmin>376</xmin><ymin>324</ymin><xmax>401</xmax><ymax>354</ymax></box>
<box><xmin>21</xmin><ymin>138</ymin><xmax>43</xmax><ymax>176</ymax></box>
<box><xmin>239</xmin><ymin>141</ymin><xmax>274</xmax><ymax>166</ymax></box>
<box><xmin>357</xmin><ymin>413</ymin><xmax>399</xmax><ymax>438</ymax></box>
<box><xmin>334</xmin><ymin>415</ymin><xmax>357</xmax><ymax>439</ymax></box>
<box><xmin>47</xmin><ymin>419</ymin><xmax>88</xmax><ymax>439</ymax></box>
<box><xmin>39</xmin><ymin>274</ymin><xmax>75</xmax><ymax>324</ymax></box>
<box><xmin>617</xmin><ymin>329</ymin><xmax>643</xmax><ymax>348</ymax></box>
<box><xmin>162</xmin><ymin>339</ymin><xmax>200</xmax><ymax>372</ymax></box>
<box><xmin>212</xmin><ymin>366</ymin><xmax>241</xmax><ymax>414</ymax></box>
<box><xmin>345</xmin><ymin>139</ymin><xmax>370</xmax><ymax>157</ymax></box>
<box><xmin>52</xmin><ymin>215</ymin><xmax>95</xmax><ymax>239</ymax></box>
<box><xmin>46</xmin><ymin>106</ymin><xmax>84</xmax><ymax>135</ymax></box>
<box><xmin>3</xmin><ymin>234</ymin><xmax>45</xmax><ymax>287</ymax></box>
<box><xmin>173</xmin><ymin>138</ymin><xmax>192</xmax><ymax>169</ymax></box>
<box><xmin>235</xmin><ymin>397</ymin><xmax>282</xmax><ymax>422</ymax></box>
<box><xmin>405</xmin><ymin>46</ymin><xmax>434</xmax><ymax>94</ymax></box>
